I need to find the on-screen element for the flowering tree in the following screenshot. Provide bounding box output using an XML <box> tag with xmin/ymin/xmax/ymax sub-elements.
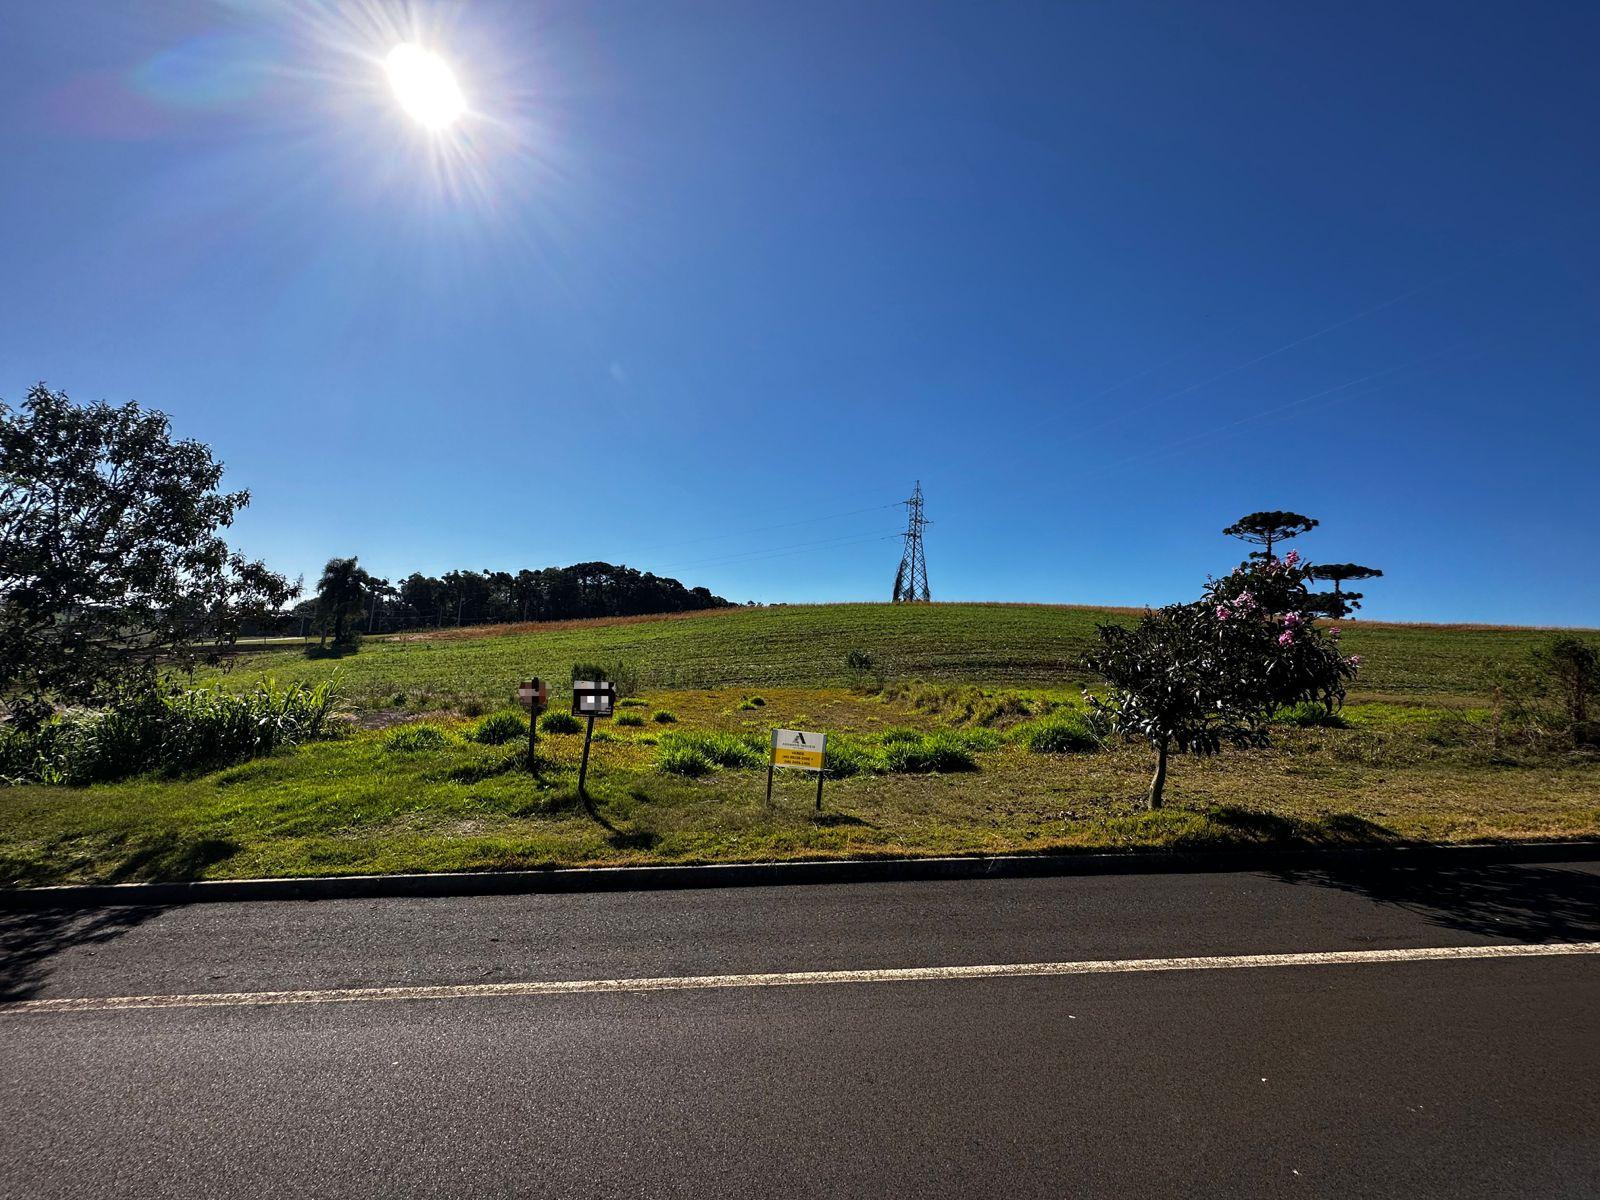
<box><xmin>1086</xmin><ymin>554</ymin><xmax>1359</xmax><ymax>809</ymax></box>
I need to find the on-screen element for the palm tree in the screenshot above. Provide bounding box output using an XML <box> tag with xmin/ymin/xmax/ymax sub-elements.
<box><xmin>315</xmin><ymin>557</ymin><xmax>374</xmax><ymax>648</ymax></box>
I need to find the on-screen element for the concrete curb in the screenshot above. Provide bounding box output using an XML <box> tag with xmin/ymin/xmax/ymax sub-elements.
<box><xmin>4</xmin><ymin>839</ymin><xmax>1599</xmax><ymax>909</ymax></box>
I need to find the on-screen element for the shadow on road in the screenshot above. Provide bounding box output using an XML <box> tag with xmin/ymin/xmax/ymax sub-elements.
<box><xmin>0</xmin><ymin>905</ymin><xmax>168</xmax><ymax>1001</ymax></box>
<box><xmin>1272</xmin><ymin>860</ymin><xmax>1600</xmax><ymax>942</ymax></box>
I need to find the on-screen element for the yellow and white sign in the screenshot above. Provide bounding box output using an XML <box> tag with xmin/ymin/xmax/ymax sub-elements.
<box><xmin>771</xmin><ymin>728</ymin><xmax>826</xmax><ymax>772</ymax></box>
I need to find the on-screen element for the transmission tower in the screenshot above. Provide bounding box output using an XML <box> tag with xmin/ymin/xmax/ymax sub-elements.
<box><xmin>891</xmin><ymin>481</ymin><xmax>931</xmax><ymax>603</ymax></box>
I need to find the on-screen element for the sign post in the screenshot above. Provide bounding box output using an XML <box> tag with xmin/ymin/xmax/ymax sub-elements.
<box><xmin>768</xmin><ymin>728</ymin><xmax>827</xmax><ymax>811</ymax></box>
<box><xmin>571</xmin><ymin>680</ymin><xmax>617</xmax><ymax>800</ymax></box>
<box><xmin>517</xmin><ymin>678</ymin><xmax>548</xmax><ymax>771</ymax></box>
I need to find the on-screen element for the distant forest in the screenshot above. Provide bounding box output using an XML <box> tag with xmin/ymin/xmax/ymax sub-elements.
<box><xmin>285</xmin><ymin>562</ymin><xmax>733</xmax><ymax>634</ymax></box>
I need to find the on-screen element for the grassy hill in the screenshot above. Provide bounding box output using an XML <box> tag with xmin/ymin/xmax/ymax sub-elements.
<box><xmin>214</xmin><ymin>602</ymin><xmax>1572</xmax><ymax>713</ymax></box>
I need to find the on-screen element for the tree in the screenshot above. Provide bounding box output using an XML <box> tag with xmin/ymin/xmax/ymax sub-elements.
<box><xmin>1086</xmin><ymin>556</ymin><xmax>1358</xmax><ymax>808</ymax></box>
<box><xmin>1306</xmin><ymin>562</ymin><xmax>1383</xmax><ymax>618</ymax></box>
<box><xmin>1223</xmin><ymin>511</ymin><xmax>1319</xmax><ymax>560</ymax></box>
<box><xmin>1</xmin><ymin>384</ymin><xmax>296</xmax><ymax>727</ymax></box>
<box><xmin>314</xmin><ymin>557</ymin><xmax>375</xmax><ymax>648</ymax></box>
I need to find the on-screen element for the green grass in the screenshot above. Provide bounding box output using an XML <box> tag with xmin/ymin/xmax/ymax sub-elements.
<box><xmin>202</xmin><ymin>603</ymin><xmax>1578</xmax><ymax>715</ymax></box>
<box><xmin>4</xmin><ymin>604</ymin><xmax>1597</xmax><ymax>887</ymax></box>
<box><xmin>2</xmin><ymin>686</ymin><xmax>1596</xmax><ymax>887</ymax></box>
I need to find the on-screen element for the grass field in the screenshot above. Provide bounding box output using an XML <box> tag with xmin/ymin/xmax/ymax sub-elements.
<box><xmin>3</xmin><ymin>604</ymin><xmax>1596</xmax><ymax>886</ymax></box>
<box><xmin>205</xmin><ymin>602</ymin><xmax>1579</xmax><ymax>713</ymax></box>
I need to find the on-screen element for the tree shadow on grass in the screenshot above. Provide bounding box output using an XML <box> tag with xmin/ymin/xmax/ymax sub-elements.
<box><xmin>608</xmin><ymin>829</ymin><xmax>660</xmax><ymax>852</ymax></box>
<box><xmin>105</xmin><ymin>833</ymin><xmax>240</xmax><ymax>884</ymax></box>
<box><xmin>0</xmin><ymin>905</ymin><xmax>169</xmax><ymax>1002</ymax></box>
<box><xmin>812</xmin><ymin>813</ymin><xmax>875</xmax><ymax>829</ymax></box>
<box><xmin>1174</xmin><ymin>806</ymin><xmax>1403</xmax><ymax>851</ymax></box>
<box><xmin>1271</xmin><ymin>860</ymin><xmax>1600</xmax><ymax>943</ymax></box>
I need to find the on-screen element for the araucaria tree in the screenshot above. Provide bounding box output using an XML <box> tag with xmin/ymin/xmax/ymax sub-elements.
<box><xmin>1086</xmin><ymin>554</ymin><xmax>1359</xmax><ymax>809</ymax></box>
<box><xmin>1223</xmin><ymin>511</ymin><xmax>1319</xmax><ymax>560</ymax></box>
<box><xmin>0</xmin><ymin>384</ymin><xmax>296</xmax><ymax>727</ymax></box>
<box><xmin>1308</xmin><ymin>563</ymin><xmax>1384</xmax><ymax>618</ymax></box>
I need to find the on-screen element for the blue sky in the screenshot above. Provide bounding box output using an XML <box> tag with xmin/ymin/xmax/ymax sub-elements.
<box><xmin>2</xmin><ymin>1</ymin><xmax>1596</xmax><ymax>624</ymax></box>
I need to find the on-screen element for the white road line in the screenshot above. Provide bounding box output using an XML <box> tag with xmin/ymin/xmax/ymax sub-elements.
<box><xmin>4</xmin><ymin>942</ymin><xmax>1597</xmax><ymax>1016</ymax></box>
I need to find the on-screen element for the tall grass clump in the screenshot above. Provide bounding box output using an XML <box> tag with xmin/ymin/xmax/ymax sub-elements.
<box><xmin>0</xmin><ymin>679</ymin><xmax>339</xmax><ymax>786</ymax></box>
<box><xmin>470</xmin><ymin>711</ymin><xmax>528</xmax><ymax>745</ymax></box>
<box><xmin>655</xmin><ymin>730</ymin><xmax>764</xmax><ymax>772</ymax></box>
<box><xmin>1015</xmin><ymin>710</ymin><xmax>1101</xmax><ymax>754</ymax></box>
<box><xmin>384</xmin><ymin>723</ymin><xmax>453</xmax><ymax>752</ymax></box>
<box><xmin>877</xmin><ymin>680</ymin><xmax>1034</xmax><ymax>726</ymax></box>
<box><xmin>615</xmin><ymin>711</ymin><xmax>645</xmax><ymax>727</ymax></box>
<box><xmin>880</xmin><ymin>730</ymin><xmax>978</xmax><ymax>774</ymax></box>
<box><xmin>539</xmin><ymin>711</ymin><xmax>582</xmax><ymax>734</ymax></box>
<box><xmin>1275</xmin><ymin>701</ymin><xmax>1349</xmax><ymax>729</ymax></box>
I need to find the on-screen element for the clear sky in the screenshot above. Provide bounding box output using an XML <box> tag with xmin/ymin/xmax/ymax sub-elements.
<box><xmin>3</xmin><ymin>1</ymin><xmax>1596</xmax><ymax>625</ymax></box>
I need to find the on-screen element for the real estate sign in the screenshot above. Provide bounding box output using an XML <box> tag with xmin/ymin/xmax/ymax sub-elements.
<box><xmin>771</xmin><ymin>728</ymin><xmax>826</xmax><ymax>772</ymax></box>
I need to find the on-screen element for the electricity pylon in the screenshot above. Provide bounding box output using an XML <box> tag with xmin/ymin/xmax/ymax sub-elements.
<box><xmin>891</xmin><ymin>481</ymin><xmax>931</xmax><ymax>603</ymax></box>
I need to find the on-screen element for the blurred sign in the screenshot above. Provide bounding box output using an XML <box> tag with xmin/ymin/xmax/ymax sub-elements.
<box><xmin>517</xmin><ymin>679</ymin><xmax>548</xmax><ymax>712</ymax></box>
<box><xmin>772</xmin><ymin>728</ymin><xmax>826</xmax><ymax>772</ymax></box>
<box><xmin>571</xmin><ymin>680</ymin><xmax>617</xmax><ymax>718</ymax></box>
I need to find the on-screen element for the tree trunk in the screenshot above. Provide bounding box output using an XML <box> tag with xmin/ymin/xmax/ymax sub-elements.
<box><xmin>1147</xmin><ymin>738</ymin><xmax>1169</xmax><ymax>809</ymax></box>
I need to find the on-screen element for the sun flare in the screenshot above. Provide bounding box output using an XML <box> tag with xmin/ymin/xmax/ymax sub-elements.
<box><xmin>384</xmin><ymin>42</ymin><xmax>465</xmax><ymax>129</ymax></box>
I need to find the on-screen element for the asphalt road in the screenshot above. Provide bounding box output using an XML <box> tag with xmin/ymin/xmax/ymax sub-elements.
<box><xmin>3</xmin><ymin>859</ymin><xmax>1598</xmax><ymax>1199</ymax></box>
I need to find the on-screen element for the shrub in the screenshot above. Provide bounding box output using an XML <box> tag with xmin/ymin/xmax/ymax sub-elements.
<box><xmin>459</xmin><ymin>698</ymin><xmax>487</xmax><ymax>718</ymax></box>
<box><xmin>651</xmin><ymin>709</ymin><xmax>677</xmax><ymax>724</ymax></box>
<box><xmin>385</xmin><ymin>724</ymin><xmax>452</xmax><ymax>752</ymax></box>
<box><xmin>618</xmin><ymin>698</ymin><xmax>648</xmax><ymax>708</ymax></box>
<box><xmin>0</xmin><ymin>679</ymin><xmax>340</xmax><ymax>785</ymax></box>
<box><xmin>615</xmin><ymin>712</ymin><xmax>645</xmax><ymax>727</ymax></box>
<box><xmin>539</xmin><ymin>711</ymin><xmax>582</xmax><ymax>734</ymax></box>
<box><xmin>1016</xmin><ymin>711</ymin><xmax>1101</xmax><ymax>753</ymax></box>
<box><xmin>1275</xmin><ymin>701</ymin><xmax>1349</xmax><ymax>729</ymax></box>
<box><xmin>736</xmin><ymin>696</ymin><xmax>766</xmax><ymax>711</ymax></box>
<box><xmin>470</xmin><ymin>711</ymin><xmax>528</xmax><ymax>745</ymax></box>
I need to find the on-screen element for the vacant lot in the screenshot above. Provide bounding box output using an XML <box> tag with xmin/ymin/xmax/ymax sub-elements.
<box><xmin>4</xmin><ymin>605</ymin><xmax>1596</xmax><ymax>886</ymax></box>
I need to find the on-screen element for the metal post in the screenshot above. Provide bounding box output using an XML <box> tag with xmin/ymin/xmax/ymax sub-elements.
<box><xmin>765</xmin><ymin>758</ymin><xmax>775</xmax><ymax>808</ymax></box>
<box><xmin>527</xmin><ymin>705</ymin><xmax>539</xmax><ymax>772</ymax></box>
<box><xmin>815</xmin><ymin>769</ymin><xmax>824</xmax><ymax>812</ymax></box>
<box><xmin>577</xmin><ymin>711</ymin><xmax>596</xmax><ymax>798</ymax></box>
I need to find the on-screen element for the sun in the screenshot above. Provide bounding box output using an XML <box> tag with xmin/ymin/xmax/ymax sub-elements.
<box><xmin>384</xmin><ymin>43</ymin><xmax>465</xmax><ymax>129</ymax></box>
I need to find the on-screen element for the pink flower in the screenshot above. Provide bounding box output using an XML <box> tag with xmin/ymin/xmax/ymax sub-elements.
<box><xmin>1329</xmin><ymin>626</ymin><xmax>1341</xmax><ymax>638</ymax></box>
<box><xmin>1278</xmin><ymin>630</ymin><xmax>1295</xmax><ymax>647</ymax></box>
<box><xmin>1283</xmin><ymin>611</ymin><xmax>1303</xmax><ymax>628</ymax></box>
<box><xmin>1284</xmin><ymin>549</ymin><xmax>1300</xmax><ymax>567</ymax></box>
<box><xmin>1348</xmin><ymin>654</ymin><xmax>1363</xmax><ymax>666</ymax></box>
<box><xmin>1235</xmin><ymin>590</ymin><xmax>1257</xmax><ymax>612</ymax></box>
<box><xmin>1216</xmin><ymin>605</ymin><xmax>1232</xmax><ymax>621</ymax></box>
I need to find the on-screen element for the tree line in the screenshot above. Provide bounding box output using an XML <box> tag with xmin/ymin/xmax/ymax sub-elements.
<box><xmin>299</xmin><ymin>558</ymin><xmax>732</xmax><ymax>644</ymax></box>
